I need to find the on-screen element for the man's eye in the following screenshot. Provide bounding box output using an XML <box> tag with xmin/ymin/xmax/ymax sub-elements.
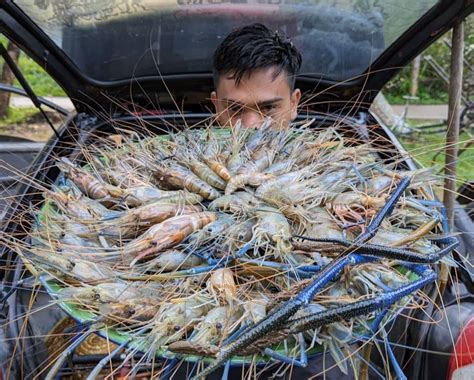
<box><xmin>228</xmin><ymin>105</ymin><xmax>241</xmax><ymax>113</ymax></box>
<box><xmin>261</xmin><ymin>105</ymin><xmax>275</xmax><ymax>113</ymax></box>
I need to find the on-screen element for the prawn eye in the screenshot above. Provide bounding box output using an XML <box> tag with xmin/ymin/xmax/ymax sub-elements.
<box><xmin>216</xmin><ymin>322</ymin><xmax>222</xmax><ymax>329</ymax></box>
<box><xmin>94</xmin><ymin>293</ymin><xmax>101</xmax><ymax>300</ymax></box>
<box><xmin>174</xmin><ymin>325</ymin><xmax>181</xmax><ymax>331</ymax></box>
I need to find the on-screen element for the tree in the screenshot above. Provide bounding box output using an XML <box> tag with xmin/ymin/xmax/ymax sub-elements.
<box><xmin>0</xmin><ymin>41</ymin><xmax>20</xmax><ymax>118</ymax></box>
<box><xmin>410</xmin><ymin>55</ymin><xmax>422</xmax><ymax>97</ymax></box>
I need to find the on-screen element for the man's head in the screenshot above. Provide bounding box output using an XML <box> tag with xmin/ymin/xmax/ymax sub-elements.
<box><xmin>211</xmin><ymin>23</ymin><xmax>302</xmax><ymax>128</ymax></box>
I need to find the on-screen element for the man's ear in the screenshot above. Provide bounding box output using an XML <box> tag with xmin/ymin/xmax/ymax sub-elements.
<box><xmin>290</xmin><ymin>88</ymin><xmax>301</xmax><ymax>120</ymax></box>
<box><xmin>211</xmin><ymin>91</ymin><xmax>218</xmax><ymax>111</ymax></box>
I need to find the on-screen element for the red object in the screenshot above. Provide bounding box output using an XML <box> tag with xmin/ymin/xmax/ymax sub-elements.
<box><xmin>448</xmin><ymin>317</ymin><xmax>474</xmax><ymax>379</ymax></box>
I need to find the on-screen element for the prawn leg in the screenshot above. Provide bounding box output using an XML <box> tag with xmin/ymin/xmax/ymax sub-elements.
<box><xmin>120</xmin><ymin>264</ymin><xmax>223</xmax><ymax>281</ymax></box>
<box><xmin>288</xmin><ymin>264</ymin><xmax>435</xmax><ymax>333</ymax></box>
<box><xmin>45</xmin><ymin>326</ymin><xmax>97</xmax><ymax>380</ymax></box>
<box><xmin>292</xmin><ymin>235</ymin><xmax>459</xmax><ymax>263</ymax></box>
<box><xmin>221</xmin><ymin>360</ymin><xmax>231</xmax><ymax>380</ymax></box>
<box><xmin>364</xmin><ymin>309</ymin><xmax>406</xmax><ymax>380</ymax></box>
<box><xmin>160</xmin><ymin>358</ymin><xmax>180</xmax><ymax>380</ymax></box>
<box><xmin>383</xmin><ymin>331</ymin><xmax>408</xmax><ymax>380</ymax></box>
<box><xmin>263</xmin><ymin>333</ymin><xmax>308</xmax><ymax>368</ymax></box>
<box><xmin>355</xmin><ymin>176</ymin><xmax>410</xmax><ymax>244</ymax></box>
<box><xmin>86</xmin><ymin>339</ymin><xmax>130</xmax><ymax>380</ymax></box>
<box><xmin>351</xmin><ymin>163</ymin><xmax>367</xmax><ymax>185</ymax></box>
<box><xmin>191</xmin><ymin>239</ymin><xmax>255</xmax><ymax>266</ymax></box>
<box><xmin>410</xmin><ymin>198</ymin><xmax>449</xmax><ymax>233</ymax></box>
<box><xmin>237</xmin><ymin>258</ymin><xmax>317</xmax><ymax>279</ymax></box>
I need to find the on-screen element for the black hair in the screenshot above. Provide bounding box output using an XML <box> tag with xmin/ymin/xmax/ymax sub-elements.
<box><xmin>213</xmin><ymin>23</ymin><xmax>302</xmax><ymax>90</ymax></box>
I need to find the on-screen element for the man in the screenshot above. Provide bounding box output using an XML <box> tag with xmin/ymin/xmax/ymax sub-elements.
<box><xmin>211</xmin><ymin>23</ymin><xmax>302</xmax><ymax>128</ymax></box>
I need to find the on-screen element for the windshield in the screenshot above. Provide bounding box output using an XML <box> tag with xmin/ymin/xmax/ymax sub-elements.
<box><xmin>14</xmin><ymin>0</ymin><xmax>439</xmax><ymax>82</ymax></box>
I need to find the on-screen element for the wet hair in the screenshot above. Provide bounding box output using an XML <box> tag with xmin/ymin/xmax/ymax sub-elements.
<box><xmin>213</xmin><ymin>23</ymin><xmax>302</xmax><ymax>90</ymax></box>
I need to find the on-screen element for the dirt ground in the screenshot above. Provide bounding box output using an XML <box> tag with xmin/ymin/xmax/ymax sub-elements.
<box><xmin>0</xmin><ymin>111</ymin><xmax>67</xmax><ymax>142</ymax></box>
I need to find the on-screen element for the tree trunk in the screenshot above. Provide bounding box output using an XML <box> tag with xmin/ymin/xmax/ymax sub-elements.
<box><xmin>0</xmin><ymin>41</ymin><xmax>21</xmax><ymax>118</ymax></box>
<box><xmin>410</xmin><ymin>55</ymin><xmax>422</xmax><ymax>97</ymax></box>
<box><xmin>441</xmin><ymin>21</ymin><xmax>464</xmax><ymax>296</ymax></box>
<box><xmin>444</xmin><ymin>21</ymin><xmax>464</xmax><ymax>231</ymax></box>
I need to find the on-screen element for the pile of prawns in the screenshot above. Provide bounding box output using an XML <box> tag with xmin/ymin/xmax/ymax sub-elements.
<box><xmin>5</xmin><ymin>119</ymin><xmax>456</xmax><ymax>379</ymax></box>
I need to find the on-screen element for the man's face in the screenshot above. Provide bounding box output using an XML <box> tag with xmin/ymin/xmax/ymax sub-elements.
<box><xmin>211</xmin><ymin>66</ymin><xmax>301</xmax><ymax>128</ymax></box>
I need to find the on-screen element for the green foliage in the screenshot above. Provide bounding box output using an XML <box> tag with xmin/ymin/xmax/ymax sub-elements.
<box><xmin>384</xmin><ymin>39</ymin><xmax>451</xmax><ymax>104</ymax></box>
<box><xmin>0</xmin><ymin>33</ymin><xmax>65</xmax><ymax>97</ymax></box>
<box><xmin>0</xmin><ymin>107</ymin><xmax>38</xmax><ymax>127</ymax></box>
<box><xmin>384</xmin><ymin>14</ymin><xmax>474</xmax><ymax>105</ymax></box>
<box><xmin>14</xmin><ymin>54</ymin><xmax>66</xmax><ymax>97</ymax></box>
<box><xmin>400</xmin><ymin>130</ymin><xmax>473</xmax><ymax>186</ymax></box>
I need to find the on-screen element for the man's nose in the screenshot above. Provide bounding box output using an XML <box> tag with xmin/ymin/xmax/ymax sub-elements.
<box><xmin>241</xmin><ymin>109</ymin><xmax>264</xmax><ymax>128</ymax></box>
